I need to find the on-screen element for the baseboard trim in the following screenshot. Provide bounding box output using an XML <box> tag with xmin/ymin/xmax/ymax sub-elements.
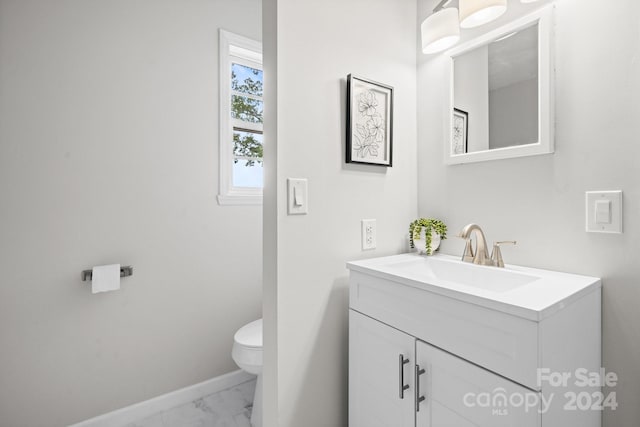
<box><xmin>70</xmin><ymin>370</ymin><xmax>254</xmax><ymax>427</ymax></box>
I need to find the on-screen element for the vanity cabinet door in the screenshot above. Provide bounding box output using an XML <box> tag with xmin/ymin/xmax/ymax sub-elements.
<box><xmin>349</xmin><ymin>310</ymin><xmax>415</xmax><ymax>427</ymax></box>
<box><xmin>415</xmin><ymin>340</ymin><xmax>541</xmax><ymax>427</ymax></box>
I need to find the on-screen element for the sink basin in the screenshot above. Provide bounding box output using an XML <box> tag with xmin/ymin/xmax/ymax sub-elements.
<box><xmin>382</xmin><ymin>256</ymin><xmax>539</xmax><ymax>292</ymax></box>
<box><xmin>347</xmin><ymin>253</ymin><xmax>601</xmax><ymax>320</ymax></box>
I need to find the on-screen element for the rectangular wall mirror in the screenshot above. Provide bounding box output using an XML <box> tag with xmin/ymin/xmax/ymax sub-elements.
<box><xmin>444</xmin><ymin>6</ymin><xmax>554</xmax><ymax>165</ymax></box>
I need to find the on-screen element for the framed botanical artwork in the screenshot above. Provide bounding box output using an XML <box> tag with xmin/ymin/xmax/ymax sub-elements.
<box><xmin>346</xmin><ymin>74</ymin><xmax>393</xmax><ymax>166</ymax></box>
<box><xmin>452</xmin><ymin>108</ymin><xmax>468</xmax><ymax>155</ymax></box>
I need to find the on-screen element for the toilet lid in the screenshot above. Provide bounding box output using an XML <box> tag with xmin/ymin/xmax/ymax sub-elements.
<box><xmin>234</xmin><ymin>318</ymin><xmax>262</xmax><ymax>348</ymax></box>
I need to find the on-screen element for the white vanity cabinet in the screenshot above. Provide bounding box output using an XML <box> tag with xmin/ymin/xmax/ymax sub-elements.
<box><xmin>347</xmin><ymin>254</ymin><xmax>602</xmax><ymax>427</ymax></box>
<box><xmin>350</xmin><ymin>311</ymin><xmax>539</xmax><ymax>427</ymax></box>
<box><xmin>349</xmin><ymin>311</ymin><xmax>415</xmax><ymax>427</ymax></box>
<box><xmin>416</xmin><ymin>339</ymin><xmax>539</xmax><ymax>426</ymax></box>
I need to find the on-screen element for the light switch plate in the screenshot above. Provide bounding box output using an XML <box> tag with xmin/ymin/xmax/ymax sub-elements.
<box><xmin>586</xmin><ymin>190</ymin><xmax>622</xmax><ymax>233</ymax></box>
<box><xmin>287</xmin><ymin>178</ymin><xmax>308</xmax><ymax>215</ymax></box>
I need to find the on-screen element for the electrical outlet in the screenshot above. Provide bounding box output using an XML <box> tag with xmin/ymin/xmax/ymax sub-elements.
<box><xmin>361</xmin><ymin>219</ymin><xmax>376</xmax><ymax>250</ymax></box>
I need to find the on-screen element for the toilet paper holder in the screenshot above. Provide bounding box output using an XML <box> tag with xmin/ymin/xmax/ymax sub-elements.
<box><xmin>81</xmin><ymin>265</ymin><xmax>133</xmax><ymax>282</ymax></box>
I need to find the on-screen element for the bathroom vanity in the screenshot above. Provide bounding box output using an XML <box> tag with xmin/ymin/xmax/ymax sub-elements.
<box><xmin>347</xmin><ymin>253</ymin><xmax>601</xmax><ymax>427</ymax></box>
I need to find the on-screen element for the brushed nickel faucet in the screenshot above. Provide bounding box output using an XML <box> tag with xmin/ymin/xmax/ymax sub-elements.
<box><xmin>457</xmin><ymin>223</ymin><xmax>516</xmax><ymax>268</ymax></box>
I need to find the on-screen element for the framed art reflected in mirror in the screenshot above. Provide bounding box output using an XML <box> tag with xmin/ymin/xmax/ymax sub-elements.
<box><xmin>452</xmin><ymin>108</ymin><xmax>468</xmax><ymax>155</ymax></box>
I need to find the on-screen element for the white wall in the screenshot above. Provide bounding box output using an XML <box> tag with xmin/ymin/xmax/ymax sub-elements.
<box><xmin>261</xmin><ymin>0</ymin><xmax>278</xmax><ymax>426</ymax></box>
<box><xmin>418</xmin><ymin>1</ymin><xmax>640</xmax><ymax>426</ymax></box>
<box><xmin>0</xmin><ymin>1</ymin><xmax>262</xmax><ymax>425</ymax></box>
<box><xmin>454</xmin><ymin>46</ymin><xmax>489</xmax><ymax>152</ymax></box>
<box><xmin>263</xmin><ymin>0</ymin><xmax>418</xmax><ymax>425</ymax></box>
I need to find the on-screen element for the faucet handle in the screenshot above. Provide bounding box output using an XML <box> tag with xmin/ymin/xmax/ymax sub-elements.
<box><xmin>491</xmin><ymin>241</ymin><xmax>516</xmax><ymax>268</ymax></box>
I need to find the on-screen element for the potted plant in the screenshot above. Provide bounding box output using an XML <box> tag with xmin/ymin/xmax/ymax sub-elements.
<box><xmin>409</xmin><ymin>218</ymin><xmax>447</xmax><ymax>255</ymax></box>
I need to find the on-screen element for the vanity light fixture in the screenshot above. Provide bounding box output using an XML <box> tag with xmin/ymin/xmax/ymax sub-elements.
<box><xmin>422</xmin><ymin>0</ymin><xmax>511</xmax><ymax>55</ymax></box>
<box><xmin>421</xmin><ymin>6</ymin><xmax>461</xmax><ymax>54</ymax></box>
<box><xmin>459</xmin><ymin>0</ymin><xmax>507</xmax><ymax>29</ymax></box>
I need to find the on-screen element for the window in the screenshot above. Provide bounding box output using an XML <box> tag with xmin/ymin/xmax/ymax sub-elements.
<box><xmin>218</xmin><ymin>30</ymin><xmax>263</xmax><ymax>205</ymax></box>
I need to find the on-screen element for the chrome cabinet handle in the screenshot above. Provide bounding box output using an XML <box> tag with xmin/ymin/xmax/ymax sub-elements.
<box><xmin>415</xmin><ymin>364</ymin><xmax>426</xmax><ymax>412</ymax></box>
<box><xmin>398</xmin><ymin>354</ymin><xmax>410</xmax><ymax>399</ymax></box>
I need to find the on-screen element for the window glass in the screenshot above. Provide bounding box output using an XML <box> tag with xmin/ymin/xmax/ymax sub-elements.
<box><xmin>218</xmin><ymin>30</ymin><xmax>263</xmax><ymax>205</ymax></box>
<box><xmin>232</xmin><ymin>63</ymin><xmax>263</xmax><ymax>97</ymax></box>
<box><xmin>231</xmin><ymin>95</ymin><xmax>263</xmax><ymax>123</ymax></box>
<box><xmin>232</xmin><ymin>161</ymin><xmax>263</xmax><ymax>188</ymax></box>
<box><xmin>233</xmin><ymin>130</ymin><xmax>263</xmax><ymax>162</ymax></box>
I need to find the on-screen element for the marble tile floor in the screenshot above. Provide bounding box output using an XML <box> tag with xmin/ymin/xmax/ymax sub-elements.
<box><xmin>125</xmin><ymin>378</ymin><xmax>256</xmax><ymax>427</ymax></box>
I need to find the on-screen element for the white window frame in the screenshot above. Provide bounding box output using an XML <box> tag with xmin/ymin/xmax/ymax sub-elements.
<box><xmin>217</xmin><ymin>29</ymin><xmax>263</xmax><ymax>205</ymax></box>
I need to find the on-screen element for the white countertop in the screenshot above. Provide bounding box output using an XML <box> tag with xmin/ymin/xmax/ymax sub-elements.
<box><xmin>346</xmin><ymin>253</ymin><xmax>601</xmax><ymax>321</ymax></box>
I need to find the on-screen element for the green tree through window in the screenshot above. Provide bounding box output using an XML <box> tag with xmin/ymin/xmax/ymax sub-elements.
<box><xmin>231</xmin><ymin>63</ymin><xmax>263</xmax><ymax>175</ymax></box>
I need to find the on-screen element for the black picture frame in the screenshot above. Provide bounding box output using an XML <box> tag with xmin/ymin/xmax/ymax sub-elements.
<box><xmin>346</xmin><ymin>74</ymin><xmax>393</xmax><ymax>166</ymax></box>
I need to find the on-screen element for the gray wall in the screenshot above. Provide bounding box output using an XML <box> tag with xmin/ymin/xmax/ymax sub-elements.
<box><xmin>263</xmin><ymin>0</ymin><xmax>418</xmax><ymax>425</ymax></box>
<box><xmin>489</xmin><ymin>78</ymin><xmax>538</xmax><ymax>149</ymax></box>
<box><xmin>418</xmin><ymin>1</ymin><xmax>640</xmax><ymax>426</ymax></box>
<box><xmin>0</xmin><ymin>1</ymin><xmax>262</xmax><ymax>425</ymax></box>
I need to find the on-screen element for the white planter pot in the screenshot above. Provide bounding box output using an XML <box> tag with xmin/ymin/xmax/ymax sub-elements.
<box><xmin>412</xmin><ymin>229</ymin><xmax>441</xmax><ymax>255</ymax></box>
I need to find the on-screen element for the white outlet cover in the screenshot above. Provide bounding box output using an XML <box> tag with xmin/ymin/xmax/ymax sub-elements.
<box><xmin>361</xmin><ymin>219</ymin><xmax>376</xmax><ymax>250</ymax></box>
<box><xmin>585</xmin><ymin>190</ymin><xmax>622</xmax><ymax>233</ymax></box>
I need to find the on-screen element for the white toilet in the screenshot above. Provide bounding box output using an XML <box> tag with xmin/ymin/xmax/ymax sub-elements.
<box><xmin>232</xmin><ymin>319</ymin><xmax>263</xmax><ymax>427</ymax></box>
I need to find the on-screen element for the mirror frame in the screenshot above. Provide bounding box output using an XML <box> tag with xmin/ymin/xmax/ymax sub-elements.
<box><xmin>443</xmin><ymin>5</ymin><xmax>554</xmax><ymax>165</ymax></box>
